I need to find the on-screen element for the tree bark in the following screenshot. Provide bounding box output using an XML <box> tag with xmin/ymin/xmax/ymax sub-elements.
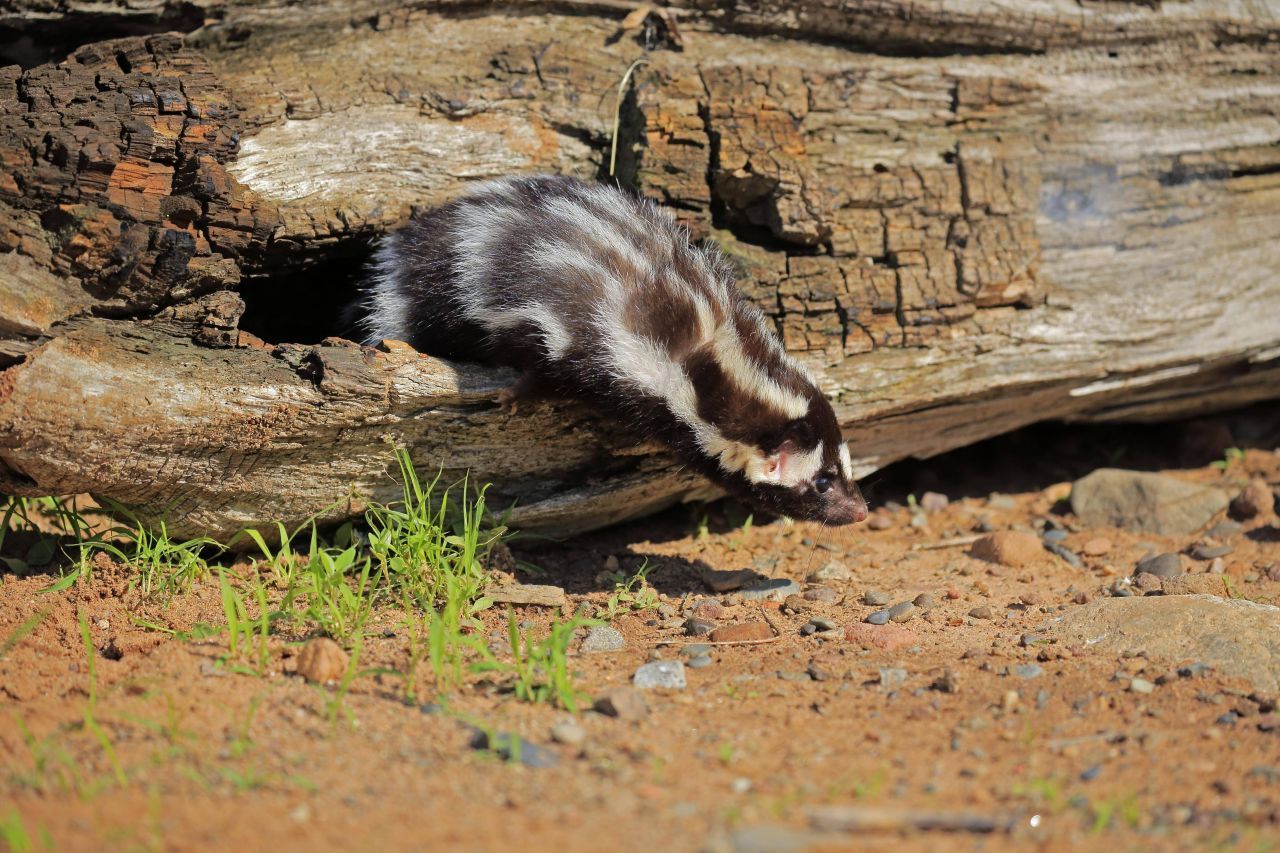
<box><xmin>1</xmin><ymin>2</ymin><xmax>1278</xmax><ymax>540</ymax></box>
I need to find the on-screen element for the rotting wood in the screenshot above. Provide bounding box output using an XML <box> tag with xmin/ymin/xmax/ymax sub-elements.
<box><xmin>1</xmin><ymin>3</ymin><xmax>1279</xmax><ymax>541</ymax></box>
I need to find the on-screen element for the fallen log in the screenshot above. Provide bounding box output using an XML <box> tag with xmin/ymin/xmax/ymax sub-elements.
<box><xmin>2</xmin><ymin>3</ymin><xmax>1279</xmax><ymax>541</ymax></box>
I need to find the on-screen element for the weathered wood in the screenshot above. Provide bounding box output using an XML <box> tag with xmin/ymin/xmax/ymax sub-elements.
<box><xmin>1</xmin><ymin>3</ymin><xmax>1279</xmax><ymax>540</ymax></box>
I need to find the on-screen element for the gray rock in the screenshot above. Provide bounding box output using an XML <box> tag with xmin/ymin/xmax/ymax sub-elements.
<box><xmin>1191</xmin><ymin>544</ymin><xmax>1233</xmax><ymax>560</ymax></box>
<box><xmin>1135</xmin><ymin>552</ymin><xmax>1183</xmax><ymax>578</ymax></box>
<box><xmin>549</xmin><ymin>720</ymin><xmax>586</xmax><ymax>746</ymax></box>
<box><xmin>1014</xmin><ymin>664</ymin><xmax>1044</xmax><ymax>679</ymax></box>
<box><xmin>683</xmin><ymin>617</ymin><xmax>716</xmax><ymax>637</ymax></box>
<box><xmin>1207</xmin><ymin>521</ymin><xmax>1243</xmax><ymax>539</ymax></box>
<box><xmin>682</xmin><ymin>644</ymin><xmax>712</xmax><ymax>657</ymax></box>
<box><xmin>808</xmin><ymin>616</ymin><xmax>838</xmax><ymax>632</ymax></box>
<box><xmin>1043</xmin><ymin>528</ymin><xmax>1069</xmax><ymax>543</ymax></box>
<box><xmin>863</xmin><ymin>590</ymin><xmax>890</xmax><ymax>606</ymax></box>
<box><xmin>470</xmin><ymin>731</ymin><xmax>559</xmax><ymax>768</ymax></box>
<box><xmin>878</xmin><ymin>667</ymin><xmax>908</xmax><ymax>690</ymax></box>
<box><xmin>687</xmin><ymin>654</ymin><xmax>714</xmax><ymax>669</ymax></box>
<box><xmin>1043</xmin><ymin>595</ymin><xmax>1280</xmax><ymax>692</ymax></box>
<box><xmin>633</xmin><ymin>660</ymin><xmax>687</xmax><ymax>690</ymax></box>
<box><xmin>1070</xmin><ymin>469</ymin><xmax>1229</xmax><ymax>536</ymax></box>
<box><xmin>887</xmin><ymin>601</ymin><xmax>916</xmax><ymax>623</ymax></box>
<box><xmin>1045</xmin><ymin>542</ymin><xmax>1083</xmax><ymax>568</ymax></box>
<box><xmin>739</xmin><ymin>578</ymin><xmax>801</xmax><ymax>602</ymax></box>
<box><xmin>865</xmin><ymin>609</ymin><xmax>891</xmax><ymax>625</ymax></box>
<box><xmin>580</xmin><ymin>625</ymin><xmax>625</xmax><ymax>653</ymax></box>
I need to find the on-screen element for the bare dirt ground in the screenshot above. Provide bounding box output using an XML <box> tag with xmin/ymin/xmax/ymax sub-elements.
<box><xmin>2</xmin><ymin>408</ymin><xmax>1279</xmax><ymax>852</ymax></box>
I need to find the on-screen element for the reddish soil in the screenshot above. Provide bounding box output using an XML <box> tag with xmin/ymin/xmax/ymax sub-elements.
<box><xmin>2</xmin><ymin>412</ymin><xmax>1279</xmax><ymax>851</ymax></box>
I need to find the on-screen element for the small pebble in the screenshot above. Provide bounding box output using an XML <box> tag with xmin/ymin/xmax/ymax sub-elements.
<box><xmin>808</xmin><ymin>616</ymin><xmax>838</xmax><ymax>632</ymax></box>
<box><xmin>1231</xmin><ymin>479</ymin><xmax>1274</xmax><ymax>519</ymax></box>
<box><xmin>887</xmin><ymin>602</ymin><xmax>916</xmax><ymax>623</ymax></box>
<box><xmin>470</xmin><ymin>731</ymin><xmax>559</xmax><ymax>768</ymax></box>
<box><xmin>633</xmin><ymin>660</ymin><xmax>687</xmax><ymax>690</ymax></box>
<box><xmin>879</xmin><ymin>667</ymin><xmax>908</xmax><ymax>690</ymax></box>
<box><xmin>968</xmin><ymin>606</ymin><xmax>993</xmax><ymax>620</ymax></box>
<box><xmin>865</xmin><ymin>610</ymin><xmax>891</xmax><ymax>626</ymax></box>
<box><xmin>1014</xmin><ymin>664</ymin><xmax>1043</xmax><ymax>679</ymax></box>
<box><xmin>1129</xmin><ymin>678</ymin><xmax>1155</xmax><ymax>694</ymax></box>
<box><xmin>808</xmin><ymin>561</ymin><xmax>851</xmax><ymax>582</ymax></box>
<box><xmin>1042</xmin><ymin>528</ymin><xmax>1068</xmax><ymax>544</ymax></box>
<box><xmin>1135</xmin><ymin>552</ymin><xmax>1182</xmax><ymax>578</ymax></box>
<box><xmin>296</xmin><ymin>637</ymin><xmax>349</xmax><ymax>684</ymax></box>
<box><xmin>932</xmin><ymin>670</ymin><xmax>959</xmax><ymax>693</ymax></box>
<box><xmin>1045</xmin><ymin>542</ymin><xmax>1082</xmax><ymax>568</ymax></box>
<box><xmin>594</xmin><ymin>687</ymin><xmax>649</xmax><ymax>720</ymax></box>
<box><xmin>920</xmin><ymin>491</ymin><xmax>949</xmax><ymax>513</ymax></box>
<box><xmin>866</xmin><ymin>513</ymin><xmax>894</xmax><ymax>531</ymax></box>
<box><xmin>1080</xmin><ymin>765</ymin><xmax>1102</xmax><ymax>782</ymax></box>
<box><xmin>692</xmin><ymin>599</ymin><xmax>726</xmax><ymax>619</ymax></box>
<box><xmin>1082</xmin><ymin>537</ymin><xmax>1113</xmax><ymax>557</ymax></box>
<box><xmin>687</xmin><ymin>654</ymin><xmax>714</xmax><ymax>669</ymax></box>
<box><xmin>806</xmin><ymin>662</ymin><xmax>833</xmax><ymax>682</ymax></box>
<box><xmin>550</xmin><ymin>720</ymin><xmax>586</xmax><ymax>746</ymax></box>
<box><xmin>682</xmin><ymin>644</ymin><xmax>712</xmax><ymax>658</ymax></box>
<box><xmin>580</xmin><ymin>625</ymin><xmax>625</xmax><ymax>653</ymax></box>
<box><xmin>803</xmin><ymin>586</ymin><xmax>840</xmax><ymax>604</ymax></box>
<box><xmin>1207</xmin><ymin>521</ymin><xmax>1243</xmax><ymax>539</ymax></box>
<box><xmin>684</xmin><ymin>617</ymin><xmax>716</xmax><ymax>637</ymax></box>
<box><xmin>913</xmin><ymin>592</ymin><xmax>937</xmax><ymax>609</ymax></box>
<box><xmin>863</xmin><ymin>590</ymin><xmax>890</xmax><ymax>607</ymax></box>
<box><xmin>1191</xmin><ymin>544</ymin><xmax>1232</xmax><ymax>560</ymax></box>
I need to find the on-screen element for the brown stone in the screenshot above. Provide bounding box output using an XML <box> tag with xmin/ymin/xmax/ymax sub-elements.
<box><xmin>970</xmin><ymin>532</ymin><xmax>1043</xmax><ymax>567</ymax></box>
<box><xmin>594</xmin><ymin>687</ymin><xmax>649</xmax><ymax>721</ymax></box>
<box><xmin>709</xmin><ymin>622</ymin><xmax>776</xmax><ymax>643</ymax></box>
<box><xmin>1082</xmin><ymin>537</ymin><xmax>1113</xmax><ymax>557</ymax></box>
<box><xmin>296</xmin><ymin>637</ymin><xmax>348</xmax><ymax>684</ymax></box>
<box><xmin>1231</xmin><ymin>479</ymin><xmax>1275</xmax><ymax>520</ymax></box>
<box><xmin>843</xmin><ymin>623</ymin><xmax>919</xmax><ymax>652</ymax></box>
<box><xmin>691</xmin><ymin>599</ymin><xmax>726</xmax><ymax>619</ymax></box>
<box><xmin>487</xmin><ymin>584</ymin><xmax>566</xmax><ymax>607</ymax></box>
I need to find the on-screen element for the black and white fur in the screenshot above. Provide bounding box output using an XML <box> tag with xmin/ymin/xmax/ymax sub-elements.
<box><xmin>355</xmin><ymin>175</ymin><xmax>868</xmax><ymax>525</ymax></box>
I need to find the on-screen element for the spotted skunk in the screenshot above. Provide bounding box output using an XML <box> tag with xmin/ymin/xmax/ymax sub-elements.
<box><xmin>355</xmin><ymin>175</ymin><xmax>868</xmax><ymax>525</ymax></box>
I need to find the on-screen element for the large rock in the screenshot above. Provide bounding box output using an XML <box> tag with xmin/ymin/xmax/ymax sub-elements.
<box><xmin>1044</xmin><ymin>595</ymin><xmax>1280</xmax><ymax>692</ymax></box>
<box><xmin>1070</xmin><ymin>469</ymin><xmax>1228</xmax><ymax>535</ymax></box>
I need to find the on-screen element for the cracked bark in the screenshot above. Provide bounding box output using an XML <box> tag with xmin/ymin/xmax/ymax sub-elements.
<box><xmin>1</xmin><ymin>2</ymin><xmax>1278</xmax><ymax>541</ymax></box>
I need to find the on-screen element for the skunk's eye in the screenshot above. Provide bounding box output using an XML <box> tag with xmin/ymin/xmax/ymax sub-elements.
<box><xmin>814</xmin><ymin>475</ymin><xmax>832</xmax><ymax>494</ymax></box>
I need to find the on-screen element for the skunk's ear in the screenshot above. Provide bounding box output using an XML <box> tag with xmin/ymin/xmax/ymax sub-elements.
<box><xmin>759</xmin><ymin>438</ymin><xmax>799</xmax><ymax>484</ymax></box>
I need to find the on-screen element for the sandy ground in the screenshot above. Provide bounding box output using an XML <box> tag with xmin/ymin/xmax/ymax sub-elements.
<box><xmin>1</xmin><ymin>412</ymin><xmax>1278</xmax><ymax>852</ymax></box>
